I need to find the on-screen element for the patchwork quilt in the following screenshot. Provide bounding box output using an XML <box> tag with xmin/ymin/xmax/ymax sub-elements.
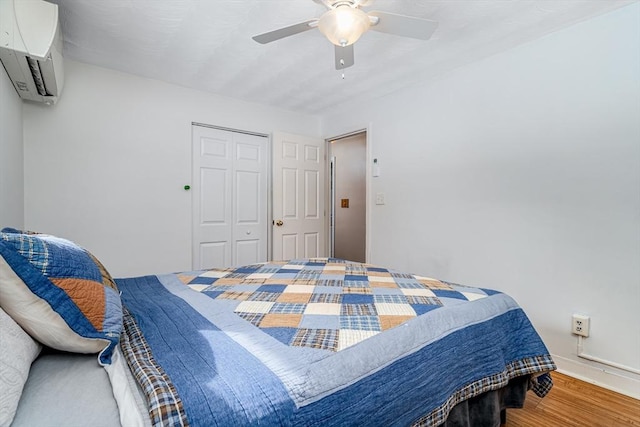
<box><xmin>116</xmin><ymin>258</ymin><xmax>555</xmax><ymax>426</ymax></box>
<box><xmin>178</xmin><ymin>260</ymin><xmax>493</xmax><ymax>353</ymax></box>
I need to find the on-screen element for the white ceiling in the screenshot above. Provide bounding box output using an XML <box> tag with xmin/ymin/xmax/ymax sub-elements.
<box><xmin>49</xmin><ymin>0</ymin><xmax>634</xmax><ymax>115</ymax></box>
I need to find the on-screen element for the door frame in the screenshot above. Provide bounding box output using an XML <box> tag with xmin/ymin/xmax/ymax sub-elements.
<box><xmin>191</xmin><ymin>122</ymin><xmax>272</xmax><ymax>267</ymax></box>
<box><xmin>324</xmin><ymin>126</ymin><xmax>372</xmax><ymax>263</ymax></box>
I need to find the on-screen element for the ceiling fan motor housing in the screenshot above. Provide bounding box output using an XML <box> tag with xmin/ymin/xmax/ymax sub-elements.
<box><xmin>318</xmin><ymin>4</ymin><xmax>371</xmax><ymax>46</ymax></box>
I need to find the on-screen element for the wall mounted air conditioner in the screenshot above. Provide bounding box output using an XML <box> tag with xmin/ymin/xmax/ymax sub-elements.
<box><xmin>0</xmin><ymin>0</ymin><xmax>64</xmax><ymax>105</ymax></box>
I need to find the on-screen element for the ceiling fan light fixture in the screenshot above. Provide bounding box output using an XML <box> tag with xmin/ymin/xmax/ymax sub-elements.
<box><xmin>318</xmin><ymin>5</ymin><xmax>370</xmax><ymax>47</ymax></box>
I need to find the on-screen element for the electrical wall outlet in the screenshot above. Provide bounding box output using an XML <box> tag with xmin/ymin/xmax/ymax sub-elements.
<box><xmin>572</xmin><ymin>314</ymin><xmax>590</xmax><ymax>337</ymax></box>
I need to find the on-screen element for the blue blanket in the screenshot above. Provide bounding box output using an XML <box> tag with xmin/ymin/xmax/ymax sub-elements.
<box><xmin>117</xmin><ymin>259</ymin><xmax>555</xmax><ymax>426</ymax></box>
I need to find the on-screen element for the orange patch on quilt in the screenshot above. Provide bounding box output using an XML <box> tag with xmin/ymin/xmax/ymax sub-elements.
<box><xmin>379</xmin><ymin>315</ymin><xmax>414</xmax><ymax>331</ymax></box>
<box><xmin>368</xmin><ymin>281</ymin><xmax>397</xmax><ymax>288</ymax></box>
<box><xmin>177</xmin><ymin>274</ymin><xmax>196</xmax><ymax>284</ymax></box>
<box><xmin>268</xmin><ymin>261</ymin><xmax>288</xmax><ymax>266</ymax></box>
<box><xmin>366</xmin><ymin>271</ymin><xmax>393</xmax><ymax>278</ymax></box>
<box><xmin>324</xmin><ymin>262</ymin><xmax>347</xmax><ymax>268</ymax></box>
<box><xmin>277</xmin><ymin>293</ymin><xmax>311</xmax><ymax>303</ymax></box>
<box><xmin>260</xmin><ymin>314</ymin><xmax>302</xmax><ymax>328</ymax></box>
<box><xmin>50</xmin><ymin>278</ymin><xmax>105</xmax><ymax>330</ymax></box>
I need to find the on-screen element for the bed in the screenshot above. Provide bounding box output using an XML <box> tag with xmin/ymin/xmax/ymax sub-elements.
<box><xmin>0</xmin><ymin>229</ymin><xmax>556</xmax><ymax>427</ymax></box>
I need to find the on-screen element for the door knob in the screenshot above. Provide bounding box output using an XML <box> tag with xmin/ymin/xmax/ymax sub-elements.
<box><xmin>274</xmin><ymin>220</ymin><xmax>284</xmax><ymax>227</ymax></box>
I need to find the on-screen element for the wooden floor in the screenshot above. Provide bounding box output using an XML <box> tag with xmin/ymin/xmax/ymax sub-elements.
<box><xmin>505</xmin><ymin>372</ymin><xmax>640</xmax><ymax>427</ymax></box>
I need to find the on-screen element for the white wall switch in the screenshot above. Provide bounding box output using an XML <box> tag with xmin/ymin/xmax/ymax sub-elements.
<box><xmin>375</xmin><ymin>193</ymin><xmax>385</xmax><ymax>205</ymax></box>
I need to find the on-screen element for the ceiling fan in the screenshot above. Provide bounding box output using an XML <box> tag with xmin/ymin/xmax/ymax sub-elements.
<box><xmin>252</xmin><ymin>0</ymin><xmax>438</xmax><ymax>70</ymax></box>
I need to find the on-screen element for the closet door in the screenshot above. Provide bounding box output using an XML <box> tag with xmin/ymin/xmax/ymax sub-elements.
<box><xmin>192</xmin><ymin>125</ymin><xmax>267</xmax><ymax>269</ymax></box>
<box><xmin>233</xmin><ymin>132</ymin><xmax>267</xmax><ymax>266</ymax></box>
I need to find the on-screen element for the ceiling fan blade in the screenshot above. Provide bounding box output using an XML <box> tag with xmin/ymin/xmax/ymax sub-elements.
<box><xmin>252</xmin><ymin>20</ymin><xmax>318</xmax><ymax>44</ymax></box>
<box><xmin>368</xmin><ymin>11</ymin><xmax>438</xmax><ymax>40</ymax></box>
<box><xmin>335</xmin><ymin>44</ymin><xmax>354</xmax><ymax>70</ymax></box>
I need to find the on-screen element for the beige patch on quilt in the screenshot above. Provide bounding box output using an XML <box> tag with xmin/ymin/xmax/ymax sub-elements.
<box><xmin>368</xmin><ymin>275</ymin><xmax>395</xmax><ymax>282</ymax></box>
<box><xmin>235</xmin><ymin>301</ymin><xmax>275</xmax><ymax>314</ymax></box>
<box><xmin>260</xmin><ymin>314</ymin><xmax>302</xmax><ymax>328</ymax></box>
<box><xmin>401</xmin><ymin>288</ymin><xmax>437</xmax><ymax>297</ymax></box>
<box><xmin>417</xmin><ymin>278</ymin><xmax>452</xmax><ymax>289</ymax></box>
<box><xmin>375</xmin><ymin>303</ymin><xmax>417</xmax><ymax>316</ymax></box>
<box><xmin>304</xmin><ymin>303</ymin><xmax>341</xmax><ymax>315</ymax></box>
<box><xmin>247</xmin><ymin>273</ymin><xmax>274</xmax><ymax>280</ymax></box>
<box><xmin>461</xmin><ymin>292</ymin><xmax>487</xmax><ymax>301</ymax></box>
<box><xmin>211</xmin><ymin>278</ymin><xmax>244</xmax><ymax>286</ymax></box>
<box><xmin>242</xmin><ymin>278</ymin><xmax>268</xmax><ymax>285</ymax></box>
<box><xmin>265</xmin><ymin>278</ymin><xmax>294</xmax><ymax>285</ymax></box>
<box><xmin>379</xmin><ymin>315</ymin><xmax>415</xmax><ymax>331</ymax></box>
<box><xmin>337</xmin><ymin>330</ymin><xmax>379</xmax><ymax>351</ymax></box>
<box><xmin>283</xmin><ymin>285</ymin><xmax>315</xmax><ymax>294</ymax></box>
<box><xmin>277</xmin><ymin>293</ymin><xmax>312</xmax><ymax>303</ymax></box>
<box><xmin>219</xmin><ymin>291</ymin><xmax>253</xmax><ymax>301</ymax></box>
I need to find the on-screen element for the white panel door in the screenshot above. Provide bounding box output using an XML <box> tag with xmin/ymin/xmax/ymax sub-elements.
<box><xmin>233</xmin><ymin>132</ymin><xmax>267</xmax><ymax>266</ymax></box>
<box><xmin>192</xmin><ymin>125</ymin><xmax>267</xmax><ymax>269</ymax></box>
<box><xmin>272</xmin><ymin>131</ymin><xmax>325</xmax><ymax>260</ymax></box>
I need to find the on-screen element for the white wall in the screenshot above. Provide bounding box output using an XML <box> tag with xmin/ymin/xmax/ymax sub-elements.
<box><xmin>321</xmin><ymin>4</ymin><xmax>640</xmax><ymax>396</ymax></box>
<box><xmin>23</xmin><ymin>60</ymin><xmax>320</xmax><ymax>277</ymax></box>
<box><xmin>0</xmin><ymin>67</ymin><xmax>24</xmax><ymax>229</ymax></box>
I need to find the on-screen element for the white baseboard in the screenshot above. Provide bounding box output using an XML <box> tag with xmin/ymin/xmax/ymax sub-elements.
<box><xmin>552</xmin><ymin>353</ymin><xmax>640</xmax><ymax>399</ymax></box>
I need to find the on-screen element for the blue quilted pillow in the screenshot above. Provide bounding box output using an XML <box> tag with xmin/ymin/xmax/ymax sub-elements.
<box><xmin>0</xmin><ymin>229</ymin><xmax>122</xmax><ymax>365</ymax></box>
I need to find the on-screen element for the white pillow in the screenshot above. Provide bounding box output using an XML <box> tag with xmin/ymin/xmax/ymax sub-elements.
<box><xmin>0</xmin><ymin>307</ymin><xmax>42</xmax><ymax>427</ymax></box>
